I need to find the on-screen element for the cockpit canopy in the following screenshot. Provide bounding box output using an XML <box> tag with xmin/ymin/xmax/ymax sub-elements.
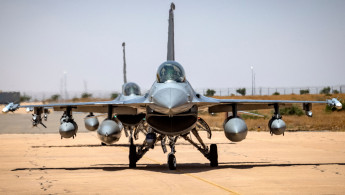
<box><xmin>122</xmin><ymin>82</ymin><xmax>141</xmax><ymax>96</ymax></box>
<box><xmin>156</xmin><ymin>61</ymin><xmax>186</xmax><ymax>83</ymax></box>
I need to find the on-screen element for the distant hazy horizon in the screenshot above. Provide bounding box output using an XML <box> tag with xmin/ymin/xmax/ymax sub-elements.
<box><xmin>1</xmin><ymin>0</ymin><xmax>345</xmax><ymax>94</ymax></box>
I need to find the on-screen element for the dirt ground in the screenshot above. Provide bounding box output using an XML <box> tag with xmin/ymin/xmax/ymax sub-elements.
<box><xmin>0</xmin><ymin>113</ymin><xmax>345</xmax><ymax>194</ymax></box>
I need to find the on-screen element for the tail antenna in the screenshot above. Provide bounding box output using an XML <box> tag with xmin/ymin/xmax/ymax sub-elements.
<box><xmin>167</xmin><ymin>2</ymin><xmax>175</xmax><ymax>61</ymax></box>
<box><xmin>122</xmin><ymin>42</ymin><xmax>127</xmax><ymax>84</ymax></box>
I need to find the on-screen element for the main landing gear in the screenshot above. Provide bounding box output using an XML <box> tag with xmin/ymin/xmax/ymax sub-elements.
<box><xmin>128</xmin><ymin>128</ymin><xmax>162</xmax><ymax>168</ymax></box>
<box><xmin>128</xmin><ymin>125</ymin><xmax>154</xmax><ymax>168</ymax></box>
<box><xmin>182</xmin><ymin>128</ymin><xmax>218</xmax><ymax>168</ymax></box>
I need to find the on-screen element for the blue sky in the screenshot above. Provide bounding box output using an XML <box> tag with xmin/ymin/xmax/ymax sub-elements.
<box><xmin>1</xmin><ymin>0</ymin><xmax>344</xmax><ymax>93</ymax></box>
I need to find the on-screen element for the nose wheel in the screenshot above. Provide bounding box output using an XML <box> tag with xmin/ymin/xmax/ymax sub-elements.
<box><xmin>168</xmin><ymin>153</ymin><xmax>177</xmax><ymax>170</ymax></box>
<box><xmin>165</xmin><ymin>136</ymin><xmax>178</xmax><ymax>170</ymax></box>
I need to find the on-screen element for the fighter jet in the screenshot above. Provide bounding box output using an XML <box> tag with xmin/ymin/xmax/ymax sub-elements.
<box><xmin>82</xmin><ymin>42</ymin><xmax>146</xmax><ymax>144</ymax></box>
<box><xmin>4</xmin><ymin>3</ymin><xmax>342</xmax><ymax>170</ymax></box>
<box><xmin>2</xmin><ymin>102</ymin><xmax>19</xmax><ymax>113</ymax></box>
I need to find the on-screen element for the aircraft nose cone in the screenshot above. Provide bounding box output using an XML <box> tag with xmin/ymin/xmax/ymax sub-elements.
<box><xmin>152</xmin><ymin>87</ymin><xmax>189</xmax><ymax>114</ymax></box>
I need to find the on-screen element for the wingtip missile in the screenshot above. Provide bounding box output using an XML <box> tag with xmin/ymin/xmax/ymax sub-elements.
<box><xmin>327</xmin><ymin>98</ymin><xmax>343</xmax><ymax>110</ymax></box>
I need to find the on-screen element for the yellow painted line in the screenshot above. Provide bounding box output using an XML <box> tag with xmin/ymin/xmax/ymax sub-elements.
<box><xmin>179</xmin><ymin>170</ymin><xmax>240</xmax><ymax>195</ymax></box>
<box><xmin>118</xmin><ymin>147</ymin><xmax>239</xmax><ymax>194</ymax></box>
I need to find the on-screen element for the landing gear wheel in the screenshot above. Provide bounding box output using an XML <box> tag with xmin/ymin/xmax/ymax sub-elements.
<box><xmin>129</xmin><ymin>144</ymin><xmax>137</xmax><ymax>168</ymax></box>
<box><xmin>168</xmin><ymin>153</ymin><xmax>177</xmax><ymax>170</ymax></box>
<box><xmin>209</xmin><ymin>144</ymin><xmax>218</xmax><ymax>167</ymax></box>
<box><xmin>101</xmin><ymin>142</ymin><xmax>106</xmax><ymax>146</ymax></box>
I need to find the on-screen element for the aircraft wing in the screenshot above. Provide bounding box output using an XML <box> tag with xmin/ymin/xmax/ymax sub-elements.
<box><xmin>193</xmin><ymin>95</ymin><xmax>342</xmax><ymax>113</ymax></box>
<box><xmin>16</xmin><ymin>98</ymin><xmax>146</xmax><ymax>115</ymax></box>
<box><xmin>7</xmin><ymin>94</ymin><xmax>342</xmax><ymax>115</ymax></box>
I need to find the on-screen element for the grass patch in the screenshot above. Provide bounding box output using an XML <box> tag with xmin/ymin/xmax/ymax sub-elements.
<box><xmin>279</xmin><ymin>105</ymin><xmax>304</xmax><ymax>116</ymax></box>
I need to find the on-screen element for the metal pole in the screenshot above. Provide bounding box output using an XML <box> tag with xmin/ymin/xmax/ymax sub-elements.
<box><xmin>251</xmin><ymin>66</ymin><xmax>254</xmax><ymax>96</ymax></box>
<box><xmin>254</xmin><ymin>72</ymin><xmax>256</xmax><ymax>95</ymax></box>
<box><xmin>122</xmin><ymin>42</ymin><xmax>127</xmax><ymax>84</ymax></box>
<box><xmin>64</xmin><ymin>71</ymin><xmax>68</xmax><ymax>101</ymax></box>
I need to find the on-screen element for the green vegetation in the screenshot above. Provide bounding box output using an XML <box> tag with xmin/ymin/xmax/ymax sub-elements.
<box><xmin>236</xmin><ymin>88</ymin><xmax>246</xmax><ymax>96</ymax></box>
<box><xmin>50</xmin><ymin>94</ymin><xmax>60</xmax><ymax>101</ymax></box>
<box><xmin>333</xmin><ymin>89</ymin><xmax>339</xmax><ymax>94</ymax></box>
<box><xmin>20</xmin><ymin>93</ymin><xmax>31</xmax><ymax>102</ymax></box>
<box><xmin>111</xmin><ymin>93</ymin><xmax>119</xmax><ymax>99</ymax></box>
<box><xmin>205</xmin><ymin>89</ymin><xmax>216</xmax><ymax>97</ymax></box>
<box><xmin>81</xmin><ymin>92</ymin><xmax>92</xmax><ymax>99</ymax></box>
<box><xmin>300</xmin><ymin>89</ymin><xmax>309</xmax><ymax>95</ymax></box>
<box><xmin>273</xmin><ymin>92</ymin><xmax>280</xmax><ymax>95</ymax></box>
<box><xmin>320</xmin><ymin>86</ymin><xmax>331</xmax><ymax>95</ymax></box>
<box><xmin>279</xmin><ymin>105</ymin><xmax>304</xmax><ymax>116</ymax></box>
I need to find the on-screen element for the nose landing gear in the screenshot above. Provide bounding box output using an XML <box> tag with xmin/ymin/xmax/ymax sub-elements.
<box><xmin>167</xmin><ymin>136</ymin><xmax>178</xmax><ymax>170</ymax></box>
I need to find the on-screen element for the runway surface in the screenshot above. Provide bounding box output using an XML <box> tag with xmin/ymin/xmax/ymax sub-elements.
<box><xmin>0</xmin><ymin>113</ymin><xmax>345</xmax><ymax>194</ymax></box>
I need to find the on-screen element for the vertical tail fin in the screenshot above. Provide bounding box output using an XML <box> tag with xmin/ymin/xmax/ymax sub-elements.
<box><xmin>122</xmin><ymin>42</ymin><xmax>127</xmax><ymax>84</ymax></box>
<box><xmin>167</xmin><ymin>3</ymin><xmax>175</xmax><ymax>61</ymax></box>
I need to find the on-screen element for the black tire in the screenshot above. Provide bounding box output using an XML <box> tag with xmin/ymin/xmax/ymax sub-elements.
<box><xmin>268</xmin><ymin>118</ymin><xmax>274</xmax><ymax>129</ymax></box>
<box><xmin>129</xmin><ymin>144</ymin><xmax>137</xmax><ymax>168</ymax></box>
<box><xmin>209</xmin><ymin>144</ymin><xmax>218</xmax><ymax>167</ymax></box>
<box><xmin>168</xmin><ymin>153</ymin><xmax>177</xmax><ymax>170</ymax></box>
<box><xmin>101</xmin><ymin>142</ymin><xmax>107</xmax><ymax>146</ymax></box>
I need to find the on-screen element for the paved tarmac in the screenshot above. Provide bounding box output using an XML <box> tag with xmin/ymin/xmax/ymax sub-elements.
<box><xmin>0</xmin><ymin>113</ymin><xmax>345</xmax><ymax>194</ymax></box>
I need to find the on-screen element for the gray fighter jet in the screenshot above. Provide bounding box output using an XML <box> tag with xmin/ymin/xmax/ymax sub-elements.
<box><xmin>4</xmin><ymin>3</ymin><xmax>342</xmax><ymax>170</ymax></box>
<box><xmin>84</xmin><ymin>42</ymin><xmax>145</xmax><ymax>145</ymax></box>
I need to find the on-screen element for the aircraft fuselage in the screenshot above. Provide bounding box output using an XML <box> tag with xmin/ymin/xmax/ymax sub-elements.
<box><xmin>146</xmin><ymin>80</ymin><xmax>199</xmax><ymax>136</ymax></box>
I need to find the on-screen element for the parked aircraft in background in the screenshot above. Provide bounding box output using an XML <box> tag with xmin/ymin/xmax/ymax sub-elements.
<box><xmin>83</xmin><ymin>42</ymin><xmax>145</xmax><ymax>145</ymax></box>
<box><xmin>3</xmin><ymin>3</ymin><xmax>342</xmax><ymax>170</ymax></box>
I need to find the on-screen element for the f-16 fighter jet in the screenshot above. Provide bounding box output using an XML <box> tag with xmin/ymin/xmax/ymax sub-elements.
<box><xmin>4</xmin><ymin>3</ymin><xmax>342</xmax><ymax>170</ymax></box>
